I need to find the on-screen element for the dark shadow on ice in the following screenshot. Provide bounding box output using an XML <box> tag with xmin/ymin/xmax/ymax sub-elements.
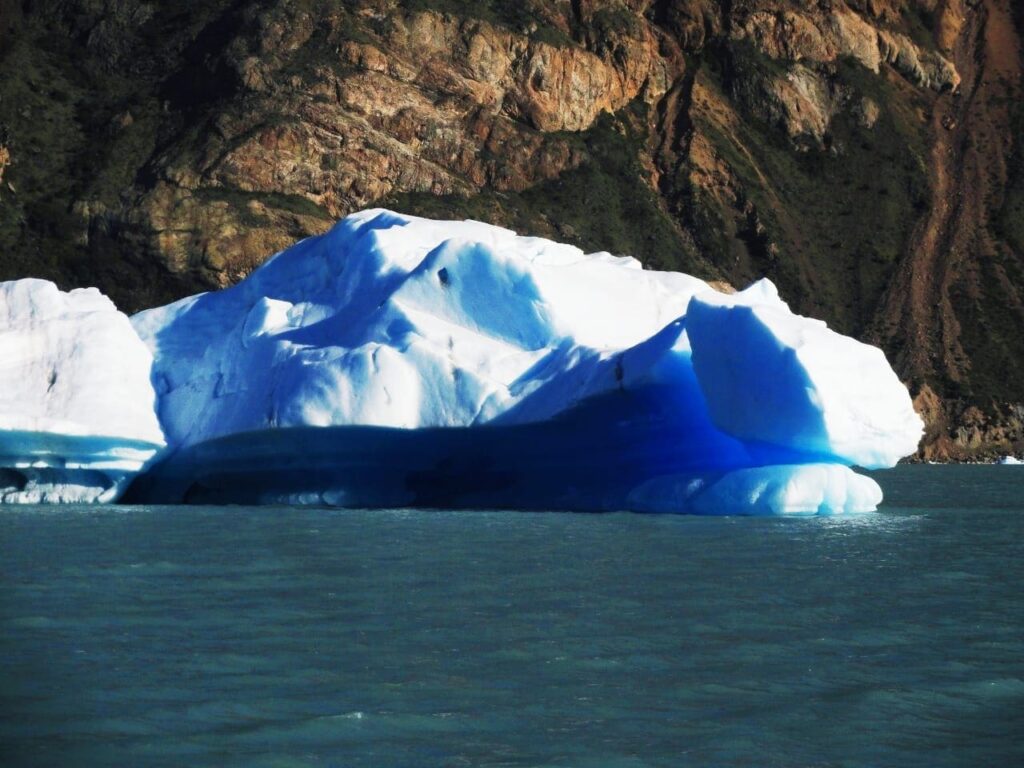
<box><xmin>125</xmin><ymin>386</ymin><xmax>841</xmax><ymax>513</ymax></box>
<box><xmin>0</xmin><ymin>430</ymin><xmax>163</xmax><ymax>503</ymax></box>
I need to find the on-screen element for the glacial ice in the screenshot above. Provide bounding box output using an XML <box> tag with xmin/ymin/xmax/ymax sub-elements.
<box><xmin>0</xmin><ymin>280</ymin><xmax>165</xmax><ymax>502</ymax></box>
<box><xmin>687</xmin><ymin>282</ymin><xmax>924</xmax><ymax>468</ymax></box>
<box><xmin>129</xmin><ymin>209</ymin><xmax>923</xmax><ymax>514</ymax></box>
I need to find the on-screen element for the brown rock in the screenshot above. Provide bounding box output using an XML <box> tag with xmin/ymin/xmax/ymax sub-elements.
<box><xmin>854</xmin><ymin>97</ymin><xmax>880</xmax><ymax>128</ymax></box>
<box><xmin>733</xmin><ymin>3</ymin><xmax>959</xmax><ymax>91</ymax></box>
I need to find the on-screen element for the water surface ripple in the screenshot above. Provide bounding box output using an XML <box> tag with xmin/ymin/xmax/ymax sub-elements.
<box><xmin>1</xmin><ymin>465</ymin><xmax>1022</xmax><ymax>766</ymax></box>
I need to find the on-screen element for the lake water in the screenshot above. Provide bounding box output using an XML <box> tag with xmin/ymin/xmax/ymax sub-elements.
<box><xmin>1</xmin><ymin>465</ymin><xmax>1022</xmax><ymax>767</ymax></box>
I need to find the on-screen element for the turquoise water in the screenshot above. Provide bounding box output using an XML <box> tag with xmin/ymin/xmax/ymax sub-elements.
<box><xmin>1</xmin><ymin>465</ymin><xmax>1022</xmax><ymax>767</ymax></box>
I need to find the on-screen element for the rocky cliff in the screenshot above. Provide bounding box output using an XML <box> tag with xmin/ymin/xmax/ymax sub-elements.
<box><xmin>1</xmin><ymin>0</ymin><xmax>1021</xmax><ymax>459</ymax></box>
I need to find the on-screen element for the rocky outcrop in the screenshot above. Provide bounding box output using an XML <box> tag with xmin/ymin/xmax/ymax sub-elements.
<box><xmin>0</xmin><ymin>0</ymin><xmax>1021</xmax><ymax>459</ymax></box>
<box><xmin>90</xmin><ymin>4</ymin><xmax>678</xmax><ymax>284</ymax></box>
<box><xmin>736</xmin><ymin>3</ymin><xmax>959</xmax><ymax>91</ymax></box>
<box><xmin>730</xmin><ymin>1</ymin><xmax>960</xmax><ymax>145</ymax></box>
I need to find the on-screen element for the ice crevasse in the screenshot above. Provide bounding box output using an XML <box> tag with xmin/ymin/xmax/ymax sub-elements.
<box><xmin>120</xmin><ymin>209</ymin><xmax>923</xmax><ymax>514</ymax></box>
<box><xmin>0</xmin><ymin>280</ymin><xmax>165</xmax><ymax>502</ymax></box>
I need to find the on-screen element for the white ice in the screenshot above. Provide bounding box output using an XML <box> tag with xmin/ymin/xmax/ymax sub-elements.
<box><xmin>0</xmin><ymin>280</ymin><xmax>164</xmax><ymax>502</ymax></box>
<box><xmin>130</xmin><ymin>210</ymin><xmax>923</xmax><ymax>514</ymax></box>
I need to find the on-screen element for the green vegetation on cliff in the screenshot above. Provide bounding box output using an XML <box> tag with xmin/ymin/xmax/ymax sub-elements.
<box><xmin>687</xmin><ymin>52</ymin><xmax>930</xmax><ymax>336</ymax></box>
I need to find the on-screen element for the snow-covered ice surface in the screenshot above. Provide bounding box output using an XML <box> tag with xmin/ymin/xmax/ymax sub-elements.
<box><xmin>130</xmin><ymin>209</ymin><xmax>922</xmax><ymax>514</ymax></box>
<box><xmin>0</xmin><ymin>280</ymin><xmax>164</xmax><ymax>502</ymax></box>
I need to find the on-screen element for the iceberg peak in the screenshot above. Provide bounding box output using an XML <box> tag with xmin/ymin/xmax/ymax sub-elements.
<box><xmin>687</xmin><ymin>279</ymin><xmax>923</xmax><ymax>468</ymax></box>
<box><xmin>126</xmin><ymin>209</ymin><xmax>921</xmax><ymax>513</ymax></box>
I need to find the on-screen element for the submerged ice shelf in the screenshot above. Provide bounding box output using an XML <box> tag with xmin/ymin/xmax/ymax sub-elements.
<box><xmin>124</xmin><ymin>209</ymin><xmax>922</xmax><ymax>514</ymax></box>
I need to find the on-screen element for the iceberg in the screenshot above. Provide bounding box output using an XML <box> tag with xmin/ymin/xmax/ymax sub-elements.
<box><xmin>0</xmin><ymin>280</ymin><xmax>165</xmax><ymax>502</ymax></box>
<box><xmin>127</xmin><ymin>209</ymin><xmax>922</xmax><ymax>514</ymax></box>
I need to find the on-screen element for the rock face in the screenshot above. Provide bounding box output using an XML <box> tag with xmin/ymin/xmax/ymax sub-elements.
<box><xmin>0</xmin><ymin>0</ymin><xmax>1021</xmax><ymax>460</ymax></box>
